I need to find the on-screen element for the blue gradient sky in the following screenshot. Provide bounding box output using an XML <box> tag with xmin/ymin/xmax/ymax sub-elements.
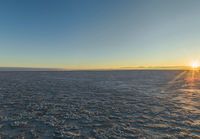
<box><xmin>0</xmin><ymin>0</ymin><xmax>200</xmax><ymax>69</ymax></box>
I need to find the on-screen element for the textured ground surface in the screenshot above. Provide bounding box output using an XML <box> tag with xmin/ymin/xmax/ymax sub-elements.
<box><xmin>0</xmin><ymin>71</ymin><xmax>199</xmax><ymax>138</ymax></box>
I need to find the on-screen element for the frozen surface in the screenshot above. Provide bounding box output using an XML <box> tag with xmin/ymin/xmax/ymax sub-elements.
<box><xmin>0</xmin><ymin>70</ymin><xmax>199</xmax><ymax>138</ymax></box>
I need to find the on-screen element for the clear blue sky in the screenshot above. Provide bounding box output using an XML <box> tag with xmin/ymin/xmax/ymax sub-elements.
<box><xmin>0</xmin><ymin>0</ymin><xmax>200</xmax><ymax>69</ymax></box>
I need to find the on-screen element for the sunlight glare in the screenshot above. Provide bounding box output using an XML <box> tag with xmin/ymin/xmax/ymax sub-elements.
<box><xmin>191</xmin><ymin>61</ymin><xmax>199</xmax><ymax>69</ymax></box>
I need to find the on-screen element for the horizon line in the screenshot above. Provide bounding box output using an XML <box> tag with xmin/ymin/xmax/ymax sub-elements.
<box><xmin>0</xmin><ymin>66</ymin><xmax>193</xmax><ymax>71</ymax></box>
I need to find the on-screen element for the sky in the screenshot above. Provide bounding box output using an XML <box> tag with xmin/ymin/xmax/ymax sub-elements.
<box><xmin>0</xmin><ymin>0</ymin><xmax>200</xmax><ymax>70</ymax></box>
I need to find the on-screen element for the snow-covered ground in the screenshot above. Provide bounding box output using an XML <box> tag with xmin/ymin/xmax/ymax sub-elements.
<box><xmin>0</xmin><ymin>71</ymin><xmax>199</xmax><ymax>138</ymax></box>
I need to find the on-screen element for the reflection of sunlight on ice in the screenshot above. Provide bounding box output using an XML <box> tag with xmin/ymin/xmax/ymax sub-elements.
<box><xmin>175</xmin><ymin>89</ymin><xmax>200</xmax><ymax>113</ymax></box>
<box><xmin>176</xmin><ymin>70</ymin><xmax>200</xmax><ymax>114</ymax></box>
<box><xmin>161</xmin><ymin>71</ymin><xmax>186</xmax><ymax>93</ymax></box>
<box><xmin>164</xmin><ymin>70</ymin><xmax>200</xmax><ymax>139</ymax></box>
<box><xmin>163</xmin><ymin>70</ymin><xmax>200</xmax><ymax>117</ymax></box>
<box><xmin>186</xmin><ymin>69</ymin><xmax>200</xmax><ymax>82</ymax></box>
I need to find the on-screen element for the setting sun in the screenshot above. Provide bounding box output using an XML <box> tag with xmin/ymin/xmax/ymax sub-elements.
<box><xmin>191</xmin><ymin>61</ymin><xmax>199</xmax><ymax>69</ymax></box>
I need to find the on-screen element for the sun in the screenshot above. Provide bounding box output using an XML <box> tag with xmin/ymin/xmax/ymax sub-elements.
<box><xmin>191</xmin><ymin>61</ymin><xmax>199</xmax><ymax>69</ymax></box>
